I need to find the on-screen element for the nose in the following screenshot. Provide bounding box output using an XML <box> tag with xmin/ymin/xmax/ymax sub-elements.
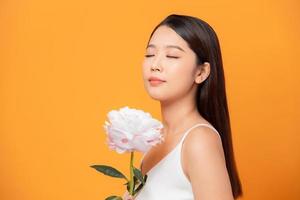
<box><xmin>150</xmin><ymin>55</ymin><xmax>163</xmax><ymax>72</ymax></box>
<box><xmin>151</xmin><ymin>66</ymin><xmax>161</xmax><ymax>72</ymax></box>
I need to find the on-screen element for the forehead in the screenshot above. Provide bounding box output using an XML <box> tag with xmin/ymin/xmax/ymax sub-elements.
<box><xmin>147</xmin><ymin>25</ymin><xmax>189</xmax><ymax>50</ymax></box>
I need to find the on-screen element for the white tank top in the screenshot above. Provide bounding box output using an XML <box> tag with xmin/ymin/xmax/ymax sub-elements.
<box><xmin>135</xmin><ymin>123</ymin><xmax>221</xmax><ymax>200</ymax></box>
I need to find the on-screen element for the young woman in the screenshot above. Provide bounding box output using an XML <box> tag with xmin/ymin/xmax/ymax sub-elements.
<box><xmin>123</xmin><ymin>14</ymin><xmax>243</xmax><ymax>200</ymax></box>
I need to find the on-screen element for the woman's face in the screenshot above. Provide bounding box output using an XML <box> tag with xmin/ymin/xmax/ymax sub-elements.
<box><xmin>142</xmin><ymin>25</ymin><xmax>201</xmax><ymax>102</ymax></box>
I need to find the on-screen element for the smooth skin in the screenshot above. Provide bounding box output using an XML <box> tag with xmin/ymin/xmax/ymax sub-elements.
<box><xmin>123</xmin><ymin>25</ymin><xmax>233</xmax><ymax>200</ymax></box>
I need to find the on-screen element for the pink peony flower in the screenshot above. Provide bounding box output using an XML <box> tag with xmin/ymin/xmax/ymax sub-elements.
<box><xmin>91</xmin><ymin>106</ymin><xmax>161</xmax><ymax>198</ymax></box>
<box><xmin>103</xmin><ymin>106</ymin><xmax>164</xmax><ymax>154</ymax></box>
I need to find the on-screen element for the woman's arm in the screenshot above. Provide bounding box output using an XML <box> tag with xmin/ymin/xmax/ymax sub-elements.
<box><xmin>183</xmin><ymin>127</ymin><xmax>234</xmax><ymax>200</ymax></box>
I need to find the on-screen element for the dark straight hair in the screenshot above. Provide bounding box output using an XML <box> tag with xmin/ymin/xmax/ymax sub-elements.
<box><xmin>146</xmin><ymin>14</ymin><xmax>243</xmax><ymax>198</ymax></box>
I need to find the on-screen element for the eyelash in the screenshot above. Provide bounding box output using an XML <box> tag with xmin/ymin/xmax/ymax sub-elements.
<box><xmin>145</xmin><ymin>55</ymin><xmax>179</xmax><ymax>59</ymax></box>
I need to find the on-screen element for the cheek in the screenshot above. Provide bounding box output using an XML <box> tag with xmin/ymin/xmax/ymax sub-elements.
<box><xmin>166</xmin><ymin>60</ymin><xmax>196</xmax><ymax>92</ymax></box>
<box><xmin>168</xmin><ymin>59</ymin><xmax>195</xmax><ymax>81</ymax></box>
<box><xmin>142</xmin><ymin>60</ymin><xmax>149</xmax><ymax>80</ymax></box>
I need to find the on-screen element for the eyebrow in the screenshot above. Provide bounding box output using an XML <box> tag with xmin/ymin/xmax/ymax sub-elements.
<box><xmin>146</xmin><ymin>44</ymin><xmax>185</xmax><ymax>52</ymax></box>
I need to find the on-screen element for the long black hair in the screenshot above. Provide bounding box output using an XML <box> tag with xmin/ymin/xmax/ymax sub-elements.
<box><xmin>146</xmin><ymin>14</ymin><xmax>243</xmax><ymax>198</ymax></box>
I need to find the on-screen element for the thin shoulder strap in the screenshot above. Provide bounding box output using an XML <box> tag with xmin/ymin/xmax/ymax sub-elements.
<box><xmin>180</xmin><ymin>123</ymin><xmax>221</xmax><ymax>143</ymax></box>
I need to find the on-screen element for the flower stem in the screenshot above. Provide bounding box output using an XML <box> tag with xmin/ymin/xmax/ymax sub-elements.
<box><xmin>129</xmin><ymin>151</ymin><xmax>134</xmax><ymax>195</ymax></box>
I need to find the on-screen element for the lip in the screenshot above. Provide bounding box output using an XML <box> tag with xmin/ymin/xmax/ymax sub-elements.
<box><xmin>148</xmin><ymin>76</ymin><xmax>166</xmax><ymax>87</ymax></box>
<box><xmin>148</xmin><ymin>76</ymin><xmax>166</xmax><ymax>82</ymax></box>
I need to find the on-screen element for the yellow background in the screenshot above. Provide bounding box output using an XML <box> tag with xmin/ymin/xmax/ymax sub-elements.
<box><xmin>1</xmin><ymin>0</ymin><xmax>299</xmax><ymax>199</ymax></box>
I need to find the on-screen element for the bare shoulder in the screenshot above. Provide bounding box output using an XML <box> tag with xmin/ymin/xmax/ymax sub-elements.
<box><xmin>182</xmin><ymin>125</ymin><xmax>234</xmax><ymax>200</ymax></box>
<box><xmin>183</xmin><ymin>125</ymin><xmax>224</xmax><ymax>157</ymax></box>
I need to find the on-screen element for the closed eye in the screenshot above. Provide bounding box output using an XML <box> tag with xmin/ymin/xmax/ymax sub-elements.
<box><xmin>144</xmin><ymin>55</ymin><xmax>179</xmax><ymax>59</ymax></box>
<box><xmin>145</xmin><ymin>54</ymin><xmax>154</xmax><ymax>57</ymax></box>
<box><xmin>166</xmin><ymin>56</ymin><xmax>179</xmax><ymax>59</ymax></box>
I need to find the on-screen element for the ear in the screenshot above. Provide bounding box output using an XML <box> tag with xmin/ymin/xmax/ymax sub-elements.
<box><xmin>195</xmin><ymin>62</ymin><xmax>210</xmax><ymax>84</ymax></box>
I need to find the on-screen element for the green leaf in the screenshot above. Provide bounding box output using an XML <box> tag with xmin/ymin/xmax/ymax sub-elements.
<box><xmin>133</xmin><ymin>167</ymin><xmax>145</xmax><ymax>184</ymax></box>
<box><xmin>124</xmin><ymin>181</ymin><xmax>130</xmax><ymax>193</ymax></box>
<box><xmin>127</xmin><ymin>184</ymin><xmax>130</xmax><ymax>193</ymax></box>
<box><xmin>133</xmin><ymin>182</ymin><xmax>144</xmax><ymax>196</ymax></box>
<box><xmin>90</xmin><ymin>165</ymin><xmax>128</xmax><ymax>181</ymax></box>
<box><xmin>143</xmin><ymin>174</ymin><xmax>148</xmax><ymax>184</ymax></box>
<box><xmin>133</xmin><ymin>176</ymin><xmax>138</xmax><ymax>191</ymax></box>
<box><xmin>105</xmin><ymin>195</ymin><xmax>122</xmax><ymax>200</ymax></box>
<box><xmin>132</xmin><ymin>172</ymin><xmax>148</xmax><ymax>196</ymax></box>
<box><xmin>135</xmin><ymin>174</ymin><xmax>148</xmax><ymax>195</ymax></box>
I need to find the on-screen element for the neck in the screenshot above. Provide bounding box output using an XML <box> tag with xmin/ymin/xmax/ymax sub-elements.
<box><xmin>159</xmin><ymin>92</ymin><xmax>200</xmax><ymax>135</ymax></box>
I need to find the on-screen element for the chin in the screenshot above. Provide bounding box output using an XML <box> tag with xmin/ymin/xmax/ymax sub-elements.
<box><xmin>149</xmin><ymin>95</ymin><xmax>165</xmax><ymax>101</ymax></box>
<box><xmin>143</xmin><ymin>82</ymin><xmax>169</xmax><ymax>101</ymax></box>
<box><xmin>146</xmin><ymin>90</ymin><xmax>165</xmax><ymax>101</ymax></box>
